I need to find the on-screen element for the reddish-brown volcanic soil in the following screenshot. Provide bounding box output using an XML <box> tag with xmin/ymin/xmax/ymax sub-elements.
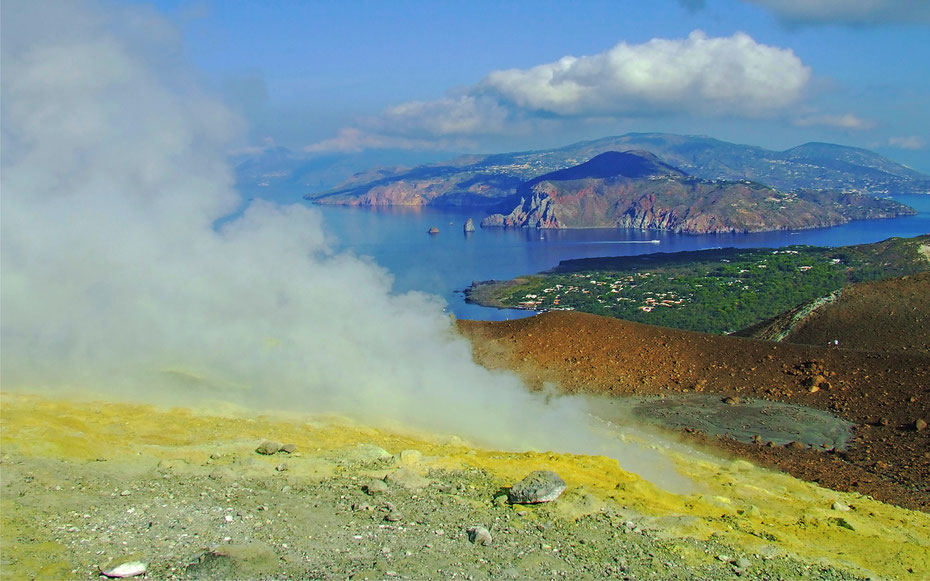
<box><xmin>751</xmin><ymin>271</ymin><xmax>930</xmax><ymax>356</ymax></box>
<box><xmin>458</xmin><ymin>310</ymin><xmax>930</xmax><ymax>512</ymax></box>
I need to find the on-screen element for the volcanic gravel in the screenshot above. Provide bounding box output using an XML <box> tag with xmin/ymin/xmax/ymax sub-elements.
<box><xmin>458</xmin><ymin>308</ymin><xmax>930</xmax><ymax>512</ymax></box>
<box><xmin>1</xmin><ymin>445</ymin><xmax>858</xmax><ymax>580</ymax></box>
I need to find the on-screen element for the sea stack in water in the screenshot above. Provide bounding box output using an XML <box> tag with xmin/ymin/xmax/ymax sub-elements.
<box><xmin>428</xmin><ymin>227</ymin><xmax>439</xmax><ymax>235</ymax></box>
<box><xmin>464</xmin><ymin>218</ymin><xmax>476</xmax><ymax>233</ymax></box>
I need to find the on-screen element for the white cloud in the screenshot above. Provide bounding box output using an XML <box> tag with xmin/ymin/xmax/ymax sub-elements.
<box><xmin>380</xmin><ymin>95</ymin><xmax>511</xmax><ymax>136</ymax></box>
<box><xmin>887</xmin><ymin>135</ymin><xmax>926</xmax><ymax>149</ymax></box>
<box><xmin>793</xmin><ymin>113</ymin><xmax>875</xmax><ymax>129</ymax></box>
<box><xmin>745</xmin><ymin>0</ymin><xmax>930</xmax><ymax>26</ymax></box>
<box><xmin>483</xmin><ymin>31</ymin><xmax>810</xmax><ymax>117</ymax></box>
<box><xmin>308</xmin><ymin>31</ymin><xmax>811</xmax><ymax>152</ymax></box>
<box><xmin>303</xmin><ymin>95</ymin><xmax>515</xmax><ymax>151</ymax></box>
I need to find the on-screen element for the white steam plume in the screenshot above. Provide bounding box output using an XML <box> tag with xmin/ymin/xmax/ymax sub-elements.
<box><xmin>1</xmin><ymin>1</ymin><xmax>689</xmax><ymax>491</ymax></box>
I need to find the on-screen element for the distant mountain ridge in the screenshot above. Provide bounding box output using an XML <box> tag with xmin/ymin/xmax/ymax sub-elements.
<box><xmin>479</xmin><ymin>151</ymin><xmax>914</xmax><ymax>234</ymax></box>
<box><xmin>302</xmin><ymin>133</ymin><xmax>929</xmax><ymax>207</ymax></box>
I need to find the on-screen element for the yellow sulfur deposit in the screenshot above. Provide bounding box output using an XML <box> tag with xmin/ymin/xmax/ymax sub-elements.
<box><xmin>2</xmin><ymin>392</ymin><xmax>928</xmax><ymax>579</ymax></box>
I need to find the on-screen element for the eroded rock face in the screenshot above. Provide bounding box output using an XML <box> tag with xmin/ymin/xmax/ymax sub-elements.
<box><xmin>357</xmin><ymin>183</ymin><xmax>431</xmax><ymax>206</ymax></box>
<box><xmin>616</xmin><ymin>193</ymin><xmax>680</xmax><ymax>231</ymax></box>
<box><xmin>316</xmin><ymin>174</ymin><xmax>524</xmax><ymax>207</ymax></box>
<box><xmin>481</xmin><ymin>193</ymin><xmax>560</xmax><ymax>229</ymax></box>
<box><xmin>478</xmin><ymin>153</ymin><xmax>914</xmax><ymax>234</ymax></box>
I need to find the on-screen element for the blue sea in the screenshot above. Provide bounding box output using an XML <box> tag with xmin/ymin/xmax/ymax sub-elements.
<box><xmin>312</xmin><ymin>195</ymin><xmax>930</xmax><ymax>321</ymax></box>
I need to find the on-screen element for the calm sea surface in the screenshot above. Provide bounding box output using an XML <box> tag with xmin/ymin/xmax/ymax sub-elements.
<box><xmin>312</xmin><ymin>195</ymin><xmax>930</xmax><ymax>321</ymax></box>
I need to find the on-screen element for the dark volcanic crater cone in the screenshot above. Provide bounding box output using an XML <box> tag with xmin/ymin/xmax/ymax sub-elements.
<box><xmin>523</xmin><ymin>150</ymin><xmax>686</xmax><ymax>188</ymax></box>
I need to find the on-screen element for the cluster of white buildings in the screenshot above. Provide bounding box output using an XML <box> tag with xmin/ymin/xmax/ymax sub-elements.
<box><xmin>518</xmin><ymin>272</ymin><xmax>688</xmax><ymax>313</ymax></box>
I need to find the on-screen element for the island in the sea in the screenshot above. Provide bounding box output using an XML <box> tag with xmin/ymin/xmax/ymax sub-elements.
<box><xmin>478</xmin><ymin>151</ymin><xmax>913</xmax><ymax>234</ymax></box>
<box><xmin>294</xmin><ymin>133</ymin><xmax>925</xmax><ymax>235</ymax></box>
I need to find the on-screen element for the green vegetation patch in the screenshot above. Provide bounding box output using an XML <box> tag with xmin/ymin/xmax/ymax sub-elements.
<box><xmin>468</xmin><ymin>235</ymin><xmax>930</xmax><ymax>334</ymax></box>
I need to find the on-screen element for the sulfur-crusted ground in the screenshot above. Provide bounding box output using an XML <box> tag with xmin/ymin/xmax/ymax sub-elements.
<box><xmin>2</xmin><ymin>393</ymin><xmax>929</xmax><ymax>580</ymax></box>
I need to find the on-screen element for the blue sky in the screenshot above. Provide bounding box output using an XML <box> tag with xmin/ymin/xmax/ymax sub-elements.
<box><xmin>145</xmin><ymin>1</ymin><xmax>928</xmax><ymax>170</ymax></box>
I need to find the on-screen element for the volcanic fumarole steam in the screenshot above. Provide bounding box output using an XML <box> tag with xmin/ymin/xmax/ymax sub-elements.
<box><xmin>1</xmin><ymin>0</ymin><xmax>688</xmax><ymax>491</ymax></box>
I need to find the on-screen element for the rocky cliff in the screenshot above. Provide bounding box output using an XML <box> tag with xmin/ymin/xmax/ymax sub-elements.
<box><xmin>314</xmin><ymin>172</ymin><xmax>524</xmax><ymax>207</ymax></box>
<box><xmin>481</xmin><ymin>152</ymin><xmax>915</xmax><ymax>234</ymax></box>
<box><xmin>480</xmin><ymin>192</ymin><xmax>561</xmax><ymax>228</ymax></box>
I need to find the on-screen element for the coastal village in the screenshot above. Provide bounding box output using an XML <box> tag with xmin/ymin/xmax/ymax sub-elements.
<box><xmin>495</xmin><ymin>247</ymin><xmax>855</xmax><ymax>334</ymax></box>
<box><xmin>516</xmin><ymin>272</ymin><xmax>687</xmax><ymax>313</ymax></box>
